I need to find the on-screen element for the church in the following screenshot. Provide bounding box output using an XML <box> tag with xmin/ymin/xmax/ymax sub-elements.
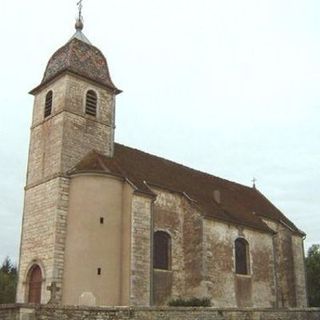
<box><xmin>16</xmin><ymin>13</ymin><xmax>308</xmax><ymax>308</ymax></box>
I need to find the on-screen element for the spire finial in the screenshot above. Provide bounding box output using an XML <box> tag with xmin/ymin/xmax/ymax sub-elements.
<box><xmin>75</xmin><ymin>0</ymin><xmax>84</xmax><ymax>31</ymax></box>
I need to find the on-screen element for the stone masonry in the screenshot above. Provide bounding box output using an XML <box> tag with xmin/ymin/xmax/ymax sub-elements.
<box><xmin>17</xmin><ymin>177</ymin><xmax>70</xmax><ymax>303</ymax></box>
<box><xmin>17</xmin><ymin>72</ymin><xmax>117</xmax><ymax>304</ymax></box>
<box><xmin>150</xmin><ymin>186</ymin><xmax>307</xmax><ymax>308</ymax></box>
<box><xmin>1</xmin><ymin>305</ymin><xmax>320</xmax><ymax>320</ymax></box>
<box><xmin>130</xmin><ymin>194</ymin><xmax>153</xmax><ymax>306</ymax></box>
<box><xmin>152</xmin><ymin>187</ymin><xmax>204</xmax><ymax>305</ymax></box>
<box><xmin>262</xmin><ymin>218</ymin><xmax>308</xmax><ymax>308</ymax></box>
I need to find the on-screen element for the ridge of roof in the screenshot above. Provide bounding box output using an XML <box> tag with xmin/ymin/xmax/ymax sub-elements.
<box><xmin>113</xmin><ymin>143</ymin><xmax>255</xmax><ymax>191</ymax></box>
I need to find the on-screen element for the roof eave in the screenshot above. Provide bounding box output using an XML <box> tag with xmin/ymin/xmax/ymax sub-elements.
<box><xmin>67</xmin><ymin>169</ymin><xmax>124</xmax><ymax>180</ymax></box>
<box><xmin>29</xmin><ymin>70</ymin><xmax>122</xmax><ymax>95</ymax></box>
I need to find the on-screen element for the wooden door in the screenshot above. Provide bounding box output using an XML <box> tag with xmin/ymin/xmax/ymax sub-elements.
<box><xmin>28</xmin><ymin>265</ymin><xmax>42</xmax><ymax>303</ymax></box>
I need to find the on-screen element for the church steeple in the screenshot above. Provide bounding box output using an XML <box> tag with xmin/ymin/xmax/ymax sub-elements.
<box><xmin>17</xmin><ymin>7</ymin><xmax>121</xmax><ymax>305</ymax></box>
<box><xmin>27</xmin><ymin>14</ymin><xmax>121</xmax><ymax>184</ymax></box>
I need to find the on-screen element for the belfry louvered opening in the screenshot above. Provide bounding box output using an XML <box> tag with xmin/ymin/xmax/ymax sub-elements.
<box><xmin>44</xmin><ymin>91</ymin><xmax>53</xmax><ymax>118</ymax></box>
<box><xmin>85</xmin><ymin>90</ymin><xmax>98</xmax><ymax>116</ymax></box>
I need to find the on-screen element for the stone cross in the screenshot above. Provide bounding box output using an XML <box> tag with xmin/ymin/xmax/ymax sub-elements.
<box><xmin>47</xmin><ymin>282</ymin><xmax>60</xmax><ymax>304</ymax></box>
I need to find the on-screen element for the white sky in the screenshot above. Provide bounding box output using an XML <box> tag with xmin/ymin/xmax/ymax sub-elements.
<box><xmin>0</xmin><ymin>0</ymin><xmax>319</xmax><ymax>263</ymax></box>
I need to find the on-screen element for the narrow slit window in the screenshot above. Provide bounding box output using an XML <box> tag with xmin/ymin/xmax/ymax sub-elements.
<box><xmin>97</xmin><ymin>268</ymin><xmax>101</xmax><ymax>275</ymax></box>
<box><xmin>85</xmin><ymin>90</ymin><xmax>97</xmax><ymax>116</ymax></box>
<box><xmin>44</xmin><ymin>91</ymin><xmax>53</xmax><ymax>118</ymax></box>
<box><xmin>100</xmin><ymin>217</ymin><xmax>104</xmax><ymax>224</ymax></box>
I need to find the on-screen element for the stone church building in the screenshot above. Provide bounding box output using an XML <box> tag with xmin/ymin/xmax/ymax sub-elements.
<box><xmin>17</xmin><ymin>18</ymin><xmax>308</xmax><ymax>308</ymax></box>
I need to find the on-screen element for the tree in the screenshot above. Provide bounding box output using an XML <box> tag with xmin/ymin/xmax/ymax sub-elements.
<box><xmin>0</xmin><ymin>257</ymin><xmax>17</xmax><ymax>304</ymax></box>
<box><xmin>306</xmin><ymin>244</ymin><xmax>320</xmax><ymax>307</ymax></box>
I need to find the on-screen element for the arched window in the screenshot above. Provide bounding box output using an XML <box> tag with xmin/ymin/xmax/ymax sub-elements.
<box><xmin>153</xmin><ymin>231</ymin><xmax>171</xmax><ymax>270</ymax></box>
<box><xmin>235</xmin><ymin>238</ymin><xmax>249</xmax><ymax>275</ymax></box>
<box><xmin>28</xmin><ymin>265</ymin><xmax>42</xmax><ymax>303</ymax></box>
<box><xmin>85</xmin><ymin>90</ymin><xmax>98</xmax><ymax>116</ymax></box>
<box><xmin>44</xmin><ymin>90</ymin><xmax>53</xmax><ymax>118</ymax></box>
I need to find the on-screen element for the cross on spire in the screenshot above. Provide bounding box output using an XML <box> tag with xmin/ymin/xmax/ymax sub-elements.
<box><xmin>75</xmin><ymin>0</ymin><xmax>84</xmax><ymax>32</ymax></box>
<box><xmin>252</xmin><ymin>177</ymin><xmax>257</xmax><ymax>189</ymax></box>
<box><xmin>77</xmin><ymin>0</ymin><xmax>84</xmax><ymax>21</ymax></box>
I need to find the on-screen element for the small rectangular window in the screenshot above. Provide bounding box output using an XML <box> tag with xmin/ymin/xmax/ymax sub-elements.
<box><xmin>100</xmin><ymin>217</ymin><xmax>104</xmax><ymax>224</ymax></box>
<box><xmin>97</xmin><ymin>268</ymin><xmax>101</xmax><ymax>275</ymax></box>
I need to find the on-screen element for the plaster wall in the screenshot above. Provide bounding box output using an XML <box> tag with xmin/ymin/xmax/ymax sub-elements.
<box><xmin>62</xmin><ymin>174</ymin><xmax>132</xmax><ymax>306</ymax></box>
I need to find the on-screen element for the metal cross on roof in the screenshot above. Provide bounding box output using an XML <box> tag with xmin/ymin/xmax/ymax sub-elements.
<box><xmin>252</xmin><ymin>177</ymin><xmax>257</xmax><ymax>189</ymax></box>
<box><xmin>77</xmin><ymin>0</ymin><xmax>84</xmax><ymax>20</ymax></box>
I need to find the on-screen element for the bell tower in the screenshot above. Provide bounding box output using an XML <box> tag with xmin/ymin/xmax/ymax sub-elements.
<box><xmin>17</xmin><ymin>13</ymin><xmax>121</xmax><ymax>304</ymax></box>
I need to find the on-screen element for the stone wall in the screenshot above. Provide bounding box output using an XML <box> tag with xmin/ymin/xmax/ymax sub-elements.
<box><xmin>0</xmin><ymin>306</ymin><xmax>18</xmax><ymax>320</ymax></box>
<box><xmin>202</xmin><ymin>219</ymin><xmax>276</xmax><ymax>308</ymax></box>
<box><xmin>27</xmin><ymin>78</ymin><xmax>66</xmax><ymax>186</ymax></box>
<box><xmin>1</xmin><ymin>305</ymin><xmax>319</xmax><ymax>320</ymax></box>
<box><xmin>17</xmin><ymin>177</ymin><xmax>70</xmax><ymax>304</ymax></box>
<box><xmin>262</xmin><ymin>218</ymin><xmax>308</xmax><ymax>307</ymax></box>
<box><xmin>152</xmin><ymin>188</ymin><xmax>203</xmax><ymax>305</ymax></box>
<box><xmin>130</xmin><ymin>194</ymin><xmax>153</xmax><ymax>306</ymax></box>
<box><xmin>151</xmin><ymin>187</ymin><xmax>302</xmax><ymax>309</ymax></box>
<box><xmin>28</xmin><ymin>75</ymin><xmax>115</xmax><ymax>187</ymax></box>
<box><xmin>292</xmin><ymin>235</ymin><xmax>308</xmax><ymax>307</ymax></box>
<box><xmin>62</xmin><ymin>75</ymin><xmax>115</xmax><ymax>173</ymax></box>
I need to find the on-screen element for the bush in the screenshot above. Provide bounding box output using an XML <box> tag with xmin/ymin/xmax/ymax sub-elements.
<box><xmin>306</xmin><ymin>244</ymin><xmax>320</xmax><ymax>307</ymax></box>
<box><xmin>168</xmin><ymin>297</ymin><xmax>211</xmax><ymax>307</ymax></box>
<box><xmin>0</xmin><ymin>257</ymin><xmax>17</xmax><ymax>304</ymax></box>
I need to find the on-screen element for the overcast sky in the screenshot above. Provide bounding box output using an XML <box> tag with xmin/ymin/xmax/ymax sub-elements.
<box><xmin>0</xmin><ymin>0</ymin><xmax>319</xmax><ymax>263</ymax></box>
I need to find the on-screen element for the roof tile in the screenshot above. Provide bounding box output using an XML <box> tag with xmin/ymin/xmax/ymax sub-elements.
<box><xmin>70</xmin><ymin>143</ymin><xmax>302</xmax><ymax>235</ymax></box>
